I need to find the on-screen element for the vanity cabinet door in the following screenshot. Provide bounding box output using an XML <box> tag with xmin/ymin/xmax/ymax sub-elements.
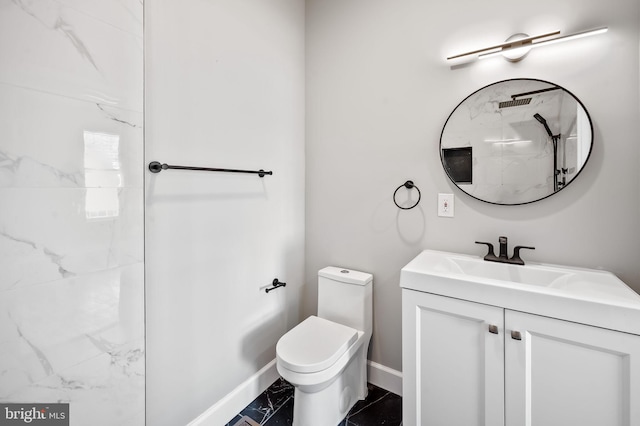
<box><xmin>402</xmin><ymin>290</ymin><xmax>505</xmax><ymax>426</ymax></box>
<box><xmin>505</xmin><ymin>310</ymin><xmax>640</xmax><ymax>426</ymax></box>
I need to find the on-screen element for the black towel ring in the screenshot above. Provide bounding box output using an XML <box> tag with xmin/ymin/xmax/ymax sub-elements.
<box><xmin>393</xmin><ymin>180</ymin><xmax>421</xmax><ymax>210</ymax></box>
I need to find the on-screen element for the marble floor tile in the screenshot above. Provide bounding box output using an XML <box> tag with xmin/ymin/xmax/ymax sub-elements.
<box><xmin>228</xmin><ymin>379</ymin><xmax>402</xmax><ymax>426</ymax></box>
<box><xmin>339</xmin><ymin>384</ymin><xmax>402</xmax><ymax>426</ymax></box>
<box><xmin>237</xmin><ymin>378</ymin><xmax>294</xmax><ymax>425</ymax></box>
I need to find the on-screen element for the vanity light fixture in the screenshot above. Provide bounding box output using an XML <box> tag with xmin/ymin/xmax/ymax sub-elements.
<box><xmin>447</xmin><ymin>27</ymin><xmax>608</xmax><ymax>62</ymax></box>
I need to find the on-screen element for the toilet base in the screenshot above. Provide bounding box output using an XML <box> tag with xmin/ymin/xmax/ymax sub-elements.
<box><xmin>291</xmin><ymin>346</ymin><xmax>368</xmax><ymax>426</ymax></box>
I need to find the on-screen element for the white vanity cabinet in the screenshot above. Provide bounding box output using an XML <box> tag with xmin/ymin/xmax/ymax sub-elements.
<box><xmin>402</xmin><ymin>289</ymin><xmax>640</xmax><ymax>426</ymax></box>
<box><xmin>402</xmin><ymin>291</ymin><xmax>505</xmax><ymax>426</ymax></box>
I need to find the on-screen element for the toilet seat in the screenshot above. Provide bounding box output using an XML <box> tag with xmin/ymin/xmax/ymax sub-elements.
<box><xmin>277</xmin><ymin>316</ymin><xmax>358</xmax><ymax>374</ymax></box>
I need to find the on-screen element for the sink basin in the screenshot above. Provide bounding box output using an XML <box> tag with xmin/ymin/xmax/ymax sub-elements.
<box><xmin>400</xmin><ymin>249</ymin><xmax>640</xmax><ymax>335</ymax></box>
<box><xmin>440</xmin><ymin>255</ymin><xmax>569</xmax><ymax>287</ymax></box>
<box><xmin>405</xmin><ymin>249</ymin><xmax>635</xmax><ymax>293</ymax></box>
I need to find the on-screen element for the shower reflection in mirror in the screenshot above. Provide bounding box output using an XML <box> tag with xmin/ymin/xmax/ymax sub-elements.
<box><xmin>440</xmin><ymin>78</ymin><xmax>593</xmax><ymax>205</ymax></box>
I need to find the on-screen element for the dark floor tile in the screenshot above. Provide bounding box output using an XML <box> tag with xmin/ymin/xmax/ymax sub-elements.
<box><xmin>347</xmin><ymin>383</ymin><xmax>390</xmax><ymax>416</ymax></box>
<box><xmin>263</xmin><ymin>395</ymin><xmax>294</xmax><ymax>425</ymax></box>
<box><xmin>344</xmin><ymin>388</ymin><xmax>402</xmax><ymax>426</ymax></box>
<box><xmin>237</xmin><ymin>378</ymin><xmax>294</xmax><ymax>424</ymax></box>
<box><xmin>233</xmin><ymin>378</ymin><xmax>401</xmax><ymax>426</ymax></box>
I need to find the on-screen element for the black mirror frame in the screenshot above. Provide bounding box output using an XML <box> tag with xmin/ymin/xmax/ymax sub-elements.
<box><xmin>439</xmin><ymin>78</ymin><xmax>594</xmax><ymax>206</ymax></box>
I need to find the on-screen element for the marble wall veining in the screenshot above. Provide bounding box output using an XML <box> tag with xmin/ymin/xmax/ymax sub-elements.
<box><xmin>0</xmin><ymin>1</ymin><xmax>144</xmax><ymax>425</ymax></box>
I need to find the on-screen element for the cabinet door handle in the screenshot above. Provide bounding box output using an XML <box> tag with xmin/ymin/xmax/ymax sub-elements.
<box><xmin>511</xmin><ymin>330</ymin><xmax>522</xmax><ymax>340</ymax></box>
<box><xmin>488</xmin><ymin>324</ymin><xmax>499</xmax><ymax>334</ymax></box>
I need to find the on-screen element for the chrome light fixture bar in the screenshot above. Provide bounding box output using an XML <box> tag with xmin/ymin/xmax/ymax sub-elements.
<box><xmin>446</xmin><ymin>30</ymin><xmax>559</xmax><ymax>60</ymax></box>
<box><xmin>447</xmin><ymin>27</ymin><xmax>608</xmax><ymax>62</ymax></box>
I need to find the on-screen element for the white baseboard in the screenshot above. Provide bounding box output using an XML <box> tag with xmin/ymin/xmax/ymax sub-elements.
<box><xmin>188</xmin><ymin>358</ymin><xmax>403</xmax><ymax>425</ymax></box>
<box><xmin>187</xmin><ymin>360</ymin><xmax>280</xmax><ymax>426</ymax></box>
<box><xmin>367</xmin><ymin>360</ymin><xmax>403</xmax><ymax>396</ymax></box>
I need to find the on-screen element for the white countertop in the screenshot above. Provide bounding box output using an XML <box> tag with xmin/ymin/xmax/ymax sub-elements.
<box><xmin>400</xmin><ymin>250</ymin><xmax>640</xmax><ymax>336</ymax></box>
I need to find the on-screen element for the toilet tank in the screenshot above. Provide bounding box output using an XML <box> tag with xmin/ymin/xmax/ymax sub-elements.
<box><xmin>317</xmin><ymin>267</ymin><xmax>373</xmax><ymax>335</ymax></box>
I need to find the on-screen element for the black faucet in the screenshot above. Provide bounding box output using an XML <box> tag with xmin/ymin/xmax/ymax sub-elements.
<box><xmin>475</xmin><ymin>236</ymin><xmax>535</xmax><ymax>265</ymax></box>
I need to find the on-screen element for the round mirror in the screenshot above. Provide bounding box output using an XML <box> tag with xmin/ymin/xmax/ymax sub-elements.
<box><xmin>440</xmin><ymin>78</ymin><xmax>593</xmax><ymax>205</ymax></box>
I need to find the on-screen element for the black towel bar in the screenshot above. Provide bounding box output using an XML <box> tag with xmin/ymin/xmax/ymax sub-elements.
<box><xmin>148</xmin><ymin>161</ymin><xmax>272</xmax><ymax>177</ymax></box>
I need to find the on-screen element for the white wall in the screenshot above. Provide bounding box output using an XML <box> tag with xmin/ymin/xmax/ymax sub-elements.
<box><xmin>145</xmin><ymin>1</ymin><xmax>305</xmax><ymax>425</ymax></box>
<box><xmin>0</xmin><ymin>1</ymin><xmax>144</xmax><ymax>425</ymax></box>
<box><xmin>306</xmin><ymin>0</ymin><xmax>640</xmax><ymax>374</ymax></box>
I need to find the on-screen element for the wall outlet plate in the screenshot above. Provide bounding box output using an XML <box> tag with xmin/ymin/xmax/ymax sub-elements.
<box><xmin>438</xmin><ymin>193</ymin><xmax>454</xmax><ymax>217</ymax></box>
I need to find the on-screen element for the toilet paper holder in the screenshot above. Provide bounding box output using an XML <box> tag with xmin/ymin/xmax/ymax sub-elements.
<box><xmin>265</xmin><ymin>278</ymin><xmax>287</xmax><ymax>293</ymax></box>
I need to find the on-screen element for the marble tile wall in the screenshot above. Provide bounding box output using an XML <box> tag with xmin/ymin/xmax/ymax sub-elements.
<box><xmin>0</xmin><ymin>1</ymin><xmax>144</xmax><ymax>425</ymax></box>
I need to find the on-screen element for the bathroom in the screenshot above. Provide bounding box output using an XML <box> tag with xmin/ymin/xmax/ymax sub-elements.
<box><xmin>0</xmin><ymin>0</ymin><xmax>639</xmax><ymax>425</ymax></box>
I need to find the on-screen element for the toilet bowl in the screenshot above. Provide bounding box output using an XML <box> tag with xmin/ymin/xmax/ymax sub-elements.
<box><xmin>276</xmin><ymin>267</ymin><xmax>372</xmax><ymax>426</ymax></box>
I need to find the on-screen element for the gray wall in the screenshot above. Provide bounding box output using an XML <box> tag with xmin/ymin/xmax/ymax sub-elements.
<box><xmin>306</xmin><ymin>0</ymin><xmax>640</xmax><ymax>373</ymax></box>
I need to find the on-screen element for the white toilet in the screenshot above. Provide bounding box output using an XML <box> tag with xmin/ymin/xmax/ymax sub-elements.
<box><xmin>276</xmin><ymin>266</ymin><xmax>373</xmax><ymax>426</ymax></box>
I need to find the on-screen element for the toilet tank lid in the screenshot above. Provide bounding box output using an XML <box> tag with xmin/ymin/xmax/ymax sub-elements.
<box><xmin>319</xmin><ymin>267</ymin><xmax>372</xmax><ymax>286</ymax></box>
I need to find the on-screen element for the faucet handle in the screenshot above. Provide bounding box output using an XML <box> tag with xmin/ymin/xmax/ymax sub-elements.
<box><xmin>475</xmin><ymin>241</ymin><xmax>498</xmax><ymax>261</ymax></box>
<box><xmin>511</xmin><ymin>246</ymin><xmax>535</xmax><ymax>265</ymax></box>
